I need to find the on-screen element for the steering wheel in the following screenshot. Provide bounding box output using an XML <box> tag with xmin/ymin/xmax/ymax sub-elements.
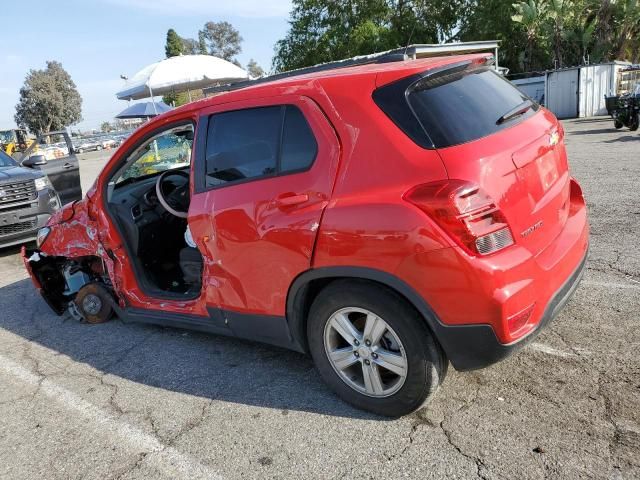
<box><xmin>155</xmin><ymin>170</ymin><xmax>190</xmax><ymax>219</ymax></box>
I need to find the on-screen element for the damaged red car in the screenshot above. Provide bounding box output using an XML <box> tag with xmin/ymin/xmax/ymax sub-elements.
<box><xmin>23</xmin><ymin>53</ymin><xmax>589</xmax><ymax>417</ymax></box>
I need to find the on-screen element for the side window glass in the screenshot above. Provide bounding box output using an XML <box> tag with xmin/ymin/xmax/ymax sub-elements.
<box><xmin>281</xmin><ymin>106</ymin><xmax>318</xmax><ymax>172</ymax></box>
<box><xmin>205</xmin><ymin>106</ymin><xmax>281</xmax><ymax>187</ymax></box>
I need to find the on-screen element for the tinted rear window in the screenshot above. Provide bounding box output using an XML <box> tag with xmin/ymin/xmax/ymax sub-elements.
<box><xmin>204</xmin><ymin>105</ymin><xmax>318</xmax><ymax>188</ymax></box>
<box><xmin>205</xmin><ymin>106</ymin><xmax>281</xmax><ymax>187</ymax></box>
<box><xmin>281</xmin><ymin>105</ymin><xmax>317</xmax><ymax>172</ymax></box>
<box><xmin>374</xmin><ymin>65</ymin><xmax>538</xmax><ymax>149</ymax></box>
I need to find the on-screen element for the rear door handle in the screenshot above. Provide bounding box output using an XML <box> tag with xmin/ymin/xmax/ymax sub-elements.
<box><xmin>63</xmin><ymin>163</ymin><xmax>74</xmax><ymax>169</ymax></box>
<box><xmin>275</xmin><ymin>193</ymin><xmax>309</xmax><ymax>207</ymax></box>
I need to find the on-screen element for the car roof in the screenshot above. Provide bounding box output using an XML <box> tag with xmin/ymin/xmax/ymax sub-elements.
<box><xmin>165</xmin><ymin>53</ymin><xmax>492</xmax><ymax>118</ymax></box>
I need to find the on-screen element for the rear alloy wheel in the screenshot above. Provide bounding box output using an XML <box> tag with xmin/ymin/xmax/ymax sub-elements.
<box><xmin>629</xmin><ymin>113</ymin><xmax>639</xmax><ymax>131</ymax></box>
<box><xmin>307</xmin><ymin>281</ymin><xmax>447</xmax><ymax>417</ymax></box>
<box><xmin>324</xmin><ymin>307</ymin><xmax>408</xmax><ymax>397</ymax></box>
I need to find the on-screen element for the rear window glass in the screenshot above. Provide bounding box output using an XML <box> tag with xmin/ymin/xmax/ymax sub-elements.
<box><xmin>205</xmin><ymin>106</ymin><xmax>281</xmax><ymax>187</ymax></box>
<box><xmin>204</xmin><ymin>105</ymin><xmax>317</xmax><ymax>188</ymax></box>
<box><xmin>374</xmin><ymin>65</ymin><xmax>538</xmax><ymax>149</ymax></box>
<box><xmin>281</xmin><ymin>105</ymin><xmax>317</xmax><ymax>172</ymax></box>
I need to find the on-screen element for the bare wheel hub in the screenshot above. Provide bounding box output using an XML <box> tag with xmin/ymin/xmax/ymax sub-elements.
<box><xmin>82</xmin><ymin>294</ymin><xmax>102</xmax><ymax>316</ymax></box>
<box><xmin>74</xmin><ymin>283</ymin><xmax>113</xmax><ymax>324</ymax></box>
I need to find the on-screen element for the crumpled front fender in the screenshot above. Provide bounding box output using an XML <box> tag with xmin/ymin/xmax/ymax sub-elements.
<box><xmin>39</xmin><ymin>200</ymin><xmax>103</xmax><ymax>258</ymax></box>
<box><xmin>23</xmin><ymin>198</ymin><xmax>122</xmax><ymax>312</ymax></box>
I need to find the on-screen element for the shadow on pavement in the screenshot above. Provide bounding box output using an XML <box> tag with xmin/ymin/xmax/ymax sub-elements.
<box><xmin>0</xmin><ymin>245</ymin><xmax>25</xmax><ymax>259</ymax></box>
<box><xmin>604</xmin><ymin>135</ymin><xmax>640</xmax><ymax>143</ymax></box>
<box><xmin>567</xmin><ymin>117</ymin><xmax>611</xmax><ymax>124</ymax></box>
<box><xmin>0</xmin><ymin>278</ymin><xmax>381</xmax><ymax>420</ymax></box>
<box><xmin>568</xmin><ymin>128</ymin><xmax>620</xmax><ymax>136</ymax></box>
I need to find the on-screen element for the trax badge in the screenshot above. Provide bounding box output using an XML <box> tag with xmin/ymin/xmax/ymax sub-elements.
<box><xmin>521</xmin><ymin>220</ymin><xmax>543</xmax><ymax>238</ymax></box>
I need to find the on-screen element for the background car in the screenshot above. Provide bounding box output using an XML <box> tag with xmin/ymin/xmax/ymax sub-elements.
<box><xmin>74</xmin><ymin>139</ymin><xmax>103</xmax><ymax>154</ymax></box>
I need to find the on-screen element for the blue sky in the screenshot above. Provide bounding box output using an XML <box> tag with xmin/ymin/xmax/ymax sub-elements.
<box><xmin>1</xmin><ymin>0</ymin><xmax>292</xmax><ymax>131</ymax></box>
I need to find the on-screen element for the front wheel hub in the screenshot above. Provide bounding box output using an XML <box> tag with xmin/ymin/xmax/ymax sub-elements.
<box><xmin>74</xmin><ymin>283</ymin><xmax>114</xmax><ymax>324</ymax></box>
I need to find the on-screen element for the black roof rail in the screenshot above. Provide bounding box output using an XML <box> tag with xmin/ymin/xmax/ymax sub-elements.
<box><xmin>203</xmin><ymin>50</ymin><xmax>409</xmax><ymax>96</ymax></box>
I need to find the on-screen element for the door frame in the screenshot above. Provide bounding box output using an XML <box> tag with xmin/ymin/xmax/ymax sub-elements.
<box><xmin>20</xmin><ymin>130</ymin><xmax>82</xmax><ymax>205</ymax></box>
<box><xmin>99</xmin><ymin>118</ymin><xmax>202</xmax><ymax>302</ymax></box>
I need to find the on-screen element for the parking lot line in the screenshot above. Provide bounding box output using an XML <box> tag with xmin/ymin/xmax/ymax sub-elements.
<box><xmin>529</xmin><ymin>342</ymin><xmax>578</xmax><ymax>358</ymax></box>
<box><xmin>0</xmin><ymin>354</ymin><xmax>224</xmax><ymax>480</ymax></box>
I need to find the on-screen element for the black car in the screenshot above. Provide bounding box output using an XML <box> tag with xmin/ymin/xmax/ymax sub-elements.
<box><xmin>0</xmin><ymin>130</ymin><xmax>82</xmax><ymax>248</ymax></box>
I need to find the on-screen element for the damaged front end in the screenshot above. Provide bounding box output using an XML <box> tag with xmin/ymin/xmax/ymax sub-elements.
<box><xmin>22</xmin><ymin>198</ymin><xmax>121</xmax><ymax>323</ymax></box>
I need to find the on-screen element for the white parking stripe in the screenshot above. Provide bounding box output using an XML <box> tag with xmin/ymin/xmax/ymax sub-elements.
<box><xmin>0</xmin><ymin>355</ymin><xmax>223</xmax><ymax>480</ymax></box>
<box><xmin>529</xmin><ymin>342</ymin><xmax>577</xmax><ymax>358</ymax></box>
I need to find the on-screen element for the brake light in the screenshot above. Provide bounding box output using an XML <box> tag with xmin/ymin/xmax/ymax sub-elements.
<box><xmin>404</xmin><ymin>180</ymin><xmax>514</xmax><ymax>255</ymax></box>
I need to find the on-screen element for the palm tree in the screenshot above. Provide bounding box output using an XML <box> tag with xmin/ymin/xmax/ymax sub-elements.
<box><xmin>512</xmin><ymin>0</ymin><xmax>547</xmax><ymax>70</ymax></box>
<box><xmin>614</xmin><ymin>0</ymin><xmax>640</xmax><ymax>61</ymax></box>
<box><xmin>546</xmin><ymin>0</ymin><xmax>575</xmax><ymax>68</ymax></box>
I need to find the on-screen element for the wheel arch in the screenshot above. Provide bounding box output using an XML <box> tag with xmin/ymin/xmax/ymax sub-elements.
<box><xmin>286</xmin><ymin>266</ymin><xmax>446</xmax><ymax>355</ymax></box>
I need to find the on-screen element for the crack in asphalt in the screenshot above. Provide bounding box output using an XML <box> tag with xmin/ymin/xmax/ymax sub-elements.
<box><xmin>383</xmin><ymin>379</ymin><xmax>494</xmax><ymax>478</ymax></box>
<box><xmin>110</xmin><ymin>451</ymin><xmax>149</xmax><ymax>480</ymax></box>
<box><xmin>586</xmin><ymin>249</ymin><xmax>640</xmax><ymax>284</ymax></box>
<box><xmin>436</xmin><ymin>381</ymin><xmax>496</xmax><ymax>480</ymax></box>
<box><xmin>597</xmin><ymin>373</ymin><xmax>625</xmax><ymax>460</ymax></box>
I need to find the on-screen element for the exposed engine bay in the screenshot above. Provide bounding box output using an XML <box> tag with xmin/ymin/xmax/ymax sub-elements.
<box><xmin>25</xmin><ymin>252</ymin><xmax>116</xmax><ymax>323</ymax></box>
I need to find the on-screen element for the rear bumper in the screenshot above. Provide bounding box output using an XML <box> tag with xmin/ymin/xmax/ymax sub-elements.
<box><xmin>399</xmin><ymin>177</ymin><xmax>589</xmax><ymax>370</ymax></box>
<box><xmin>434</xmin><ymin>246</ymin><xmax>587</xmax><ymax>370</ymax></box>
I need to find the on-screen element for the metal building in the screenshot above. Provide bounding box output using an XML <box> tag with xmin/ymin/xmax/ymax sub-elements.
<box><xmin>512</xmin><ymin>62</ymin><xmax>630</xmax><ymax>119</ymax></box>
<box><xmin>511</xmin><ymin>76</ymin><xmax>545</xmax><ymax>104</ymax></box>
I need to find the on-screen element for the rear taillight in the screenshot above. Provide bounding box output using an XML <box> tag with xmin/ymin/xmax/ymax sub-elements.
<box><xmin>404</xmin><ymin>180</ymin><xmax>514</xmax><ymax>256</ymax></box>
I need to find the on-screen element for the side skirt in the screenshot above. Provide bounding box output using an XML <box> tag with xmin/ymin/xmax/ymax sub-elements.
<box><xmin>116</xmin><ymin>306</ymin><xmax>305</xmax><ymax>352</ymax></box>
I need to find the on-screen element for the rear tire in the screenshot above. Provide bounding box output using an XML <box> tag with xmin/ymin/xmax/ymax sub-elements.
<box><xmin>307</xmin><ymin>280</ymin><xmax>447</xmax><ymax>417</ymax></box>
<box><xmin>614</xmin><ymin>120</ymin><xmax>623</xmax><ymax>129</ymax></box>
<box><xmin>629</xmin><ymin>114</ymin><xmax>639</xmax><ymax>131</ymax></box>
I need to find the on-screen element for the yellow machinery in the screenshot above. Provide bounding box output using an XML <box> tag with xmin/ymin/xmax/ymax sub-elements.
<box><xmin>0</xmin><ymin>129</ymin><xmax>34</xmax><ymax>157</ymax></box>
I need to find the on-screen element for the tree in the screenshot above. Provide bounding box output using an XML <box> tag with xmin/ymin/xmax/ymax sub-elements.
<box><xmin>457</xmin><ymin>0</ymin><xmax>526</xmax><ymax>73</ymax></box>
<box><xmin>272</xmin><ymin>0</ymin><xmax>464</xmax><ymax>73</ymax></box>
<box><xmin>101</xmin><ymin>121</ymin><xmax>113</xmax><ymax>133</ymax></box>
<box><xmin>198</xmin><ymin>31</ymin><xmax>208</xmax><ymax>55</ymax></box>
<box><xmin>15</xmin><ymin>61</ymin><xmax>82</xmax><ymax>135</ymax></box>
<box><xmin>246</xmin><ymin>59</ymin><xmax>265</xmax><ymax>78</ymax></box>
<box><xmin>165</xmin><ymin>28</ymin><xmax>184</xmax><ymax>57</ymax></box>
<box><xmin>512</xmin><ymin>0</ymin><xmax>548</xmax><ymax>71</ymax></box>
<box><xmin>199</xmin><ymin>21</ymin><xmax>243</xmax><ymax>61</ymax></box>
<box><xmin>181</xmin><ymin>37</ymin><xmax>199</xmax><ymax>55</ymax></box>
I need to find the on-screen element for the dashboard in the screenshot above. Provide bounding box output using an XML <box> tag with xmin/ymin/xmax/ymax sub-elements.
<box><xmin>108</xmin><ymin>172</ymin><xmax>190</xmax><ymax>254</ymax></box>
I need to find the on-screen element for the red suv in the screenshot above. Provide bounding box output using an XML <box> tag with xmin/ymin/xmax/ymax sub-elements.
<box><xmin>23</xmin><ymin>53</ymin><xmax>589</xmax><ymax>417</ymax></box>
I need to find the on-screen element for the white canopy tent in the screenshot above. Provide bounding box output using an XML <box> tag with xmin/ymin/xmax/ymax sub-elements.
<box><xmin>116</xmin><ymin>55</ymin><xmax>249</xmax><ymax>105</ymax></box>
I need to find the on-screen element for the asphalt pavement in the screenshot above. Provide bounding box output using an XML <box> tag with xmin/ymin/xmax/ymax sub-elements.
<box><xmin>0</xmin><ymin>118</ymin><xmax>638</xmax><ymax>479</ymax></box>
